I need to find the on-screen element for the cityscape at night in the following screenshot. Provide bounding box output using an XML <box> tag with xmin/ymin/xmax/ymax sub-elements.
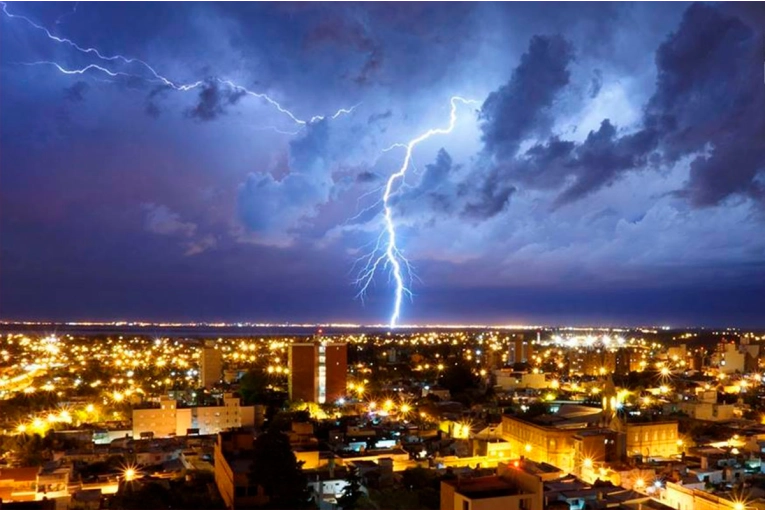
<box><xmin>1</xmin><ymin>1</ymin><xmax>765</xmax><ymax>510</ymax></box>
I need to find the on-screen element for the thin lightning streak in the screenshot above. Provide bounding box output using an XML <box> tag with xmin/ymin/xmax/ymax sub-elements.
<box><xmin>5</xmin><ymin>1</ymin><xmax>475</xmax><ymax>327</ymax></box>
<box><xmin>1</xmin><ymin>2</ymin><xmax>357</xmax><ymax>126</ymax></box>
<box><xmin>0</xmin><ymin>2</ymin><xmax>190</xmax><ymax>88</ymax></box>
<box><xmin>359</xmin><ymin>96</ymin><xmax>478</xmax><ymax>328</ymax></box>
<box><xmin>346</xmin><ymin>196</ymin><xmax>383</xmax><ymax>225</ymax></box>
<box><xmin>22</xmin><ymin>61</ymin><xmax>139</xmax><ymax>79</ymax></box>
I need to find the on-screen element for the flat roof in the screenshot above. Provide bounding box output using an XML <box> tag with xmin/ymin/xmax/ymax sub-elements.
<box><xmin>444</xmin><ymin>476</ymin><xmax>527</xmax><ymax>500</ymax></box>
<box><xmin>0</xmin><ymin>467</ymin><xmax>39</xmax><ymax>481</ymax></box>
<box><xmin>505</xmin><ymin>459</ymin><xmax>564</xmax><ymax>476</ymax></box>
<box><xmin>574</xmin><ymin>428</ymin><xmax>618</xmax><ymax>438</ymax></box>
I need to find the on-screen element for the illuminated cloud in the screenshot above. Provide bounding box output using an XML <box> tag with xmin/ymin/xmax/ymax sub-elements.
<box><xmin>1</xmin><ymin>2</ymin><xmax>764</xmax><ymax>324</ymax></box>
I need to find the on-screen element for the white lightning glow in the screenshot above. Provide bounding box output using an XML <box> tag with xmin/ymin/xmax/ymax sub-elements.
<box><xmin>356</xmin><ymin>96</ymin><xmax>478</xmax><ymax>328</ymax></box>
<box><xmin>4</xmin><ymin>3</ymin><xmax>480</xmax><ymax>328</ymax></box>
<box><xmin>1</xmin><ymin>2</ymin><xmax>356</xmax><ymax>127</ymax></box>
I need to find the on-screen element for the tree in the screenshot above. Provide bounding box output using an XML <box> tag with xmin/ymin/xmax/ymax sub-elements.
<box><xmin>248</xmin><ymin>429</ymin><xmax>310</xmax><ymax>508</ymax></box>
<box><xmin>438</xmin><ymin>362</ymin><xmax>479</xmax><ymax>396</ymax></box>
<box><xmin>239</xmin><ymin>368</ymin><xmax>271</xmax><ymax>405</ymax></box>
<box><xmin>10</xmin><ymin>433</ymin><xmax>47</xmax><ymax>466</ymax></box>
<box><xmin>401</xmin><ymin>467</ymin><xmax>434</xmax><ymax>491</ymax></box>
<box><xmin>337</xmin><ymin>467</ymin><xmax>363</xmax><ymax>510</ymax></box>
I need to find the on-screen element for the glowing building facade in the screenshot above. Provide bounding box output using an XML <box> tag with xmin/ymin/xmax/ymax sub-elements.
<box><xmin>624</xmin><ymin>421</ymin><xmax>679</xmax><ymax>459</ymax></box>
<box><xmin>132</xmin><ymin>394</ymin><xmax>254</xmax><ymax>438</ymax></box>
<box><xmin>200</xmin><ymin>341</ymin><xmax>224</xmax><ymax>389</ymax></box>
<box><xmin>288</xmin><ymin>341</ymin><xmax>347</xmax><ymax>404</ymax></box>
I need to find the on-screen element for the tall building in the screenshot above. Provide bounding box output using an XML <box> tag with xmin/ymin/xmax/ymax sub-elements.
<box><xmin>288</xmin><ymin>340</ymin><xmax>347</xmax><ymax>403</ymax></box>
<box><xmin>510</xmin><ymin>335</ymin><xmax>533</xmax><ymax>365</ymax></box>
<box><xmin>614</xmin><ymin>348</ymin><xmax>632</xmax><ymax>376</ymax></box>
<box><xmin>512</xmin><ymin>336</ymin><xmax>524</xmax><ymax>364</ymax></box>
<box><xmin>200</xmin><ymin>341</ymin><xmax>223</xmax><ymax>389</ymax></box>
<box><xmin>574</xmin><ymin>348</ymin><xmax>616</xmax><ymax>376</ymax></box>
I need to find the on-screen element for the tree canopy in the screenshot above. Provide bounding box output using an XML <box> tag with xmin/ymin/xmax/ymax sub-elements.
<box><xmin>248</xmin><ymin>429</ymin><xmax>310</xmax><ymax>509</ymax></box>
<box><xmin>437</xmin><ymin>361</ymin><xmax>480</xmax><ymax>396</ymax></box>
<box><xmin>337</xmin><ymin>467</ymin><xmax>364</xmax><ymax>510</ymax></box>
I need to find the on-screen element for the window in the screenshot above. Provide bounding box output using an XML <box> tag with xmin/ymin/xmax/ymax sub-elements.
<box><xmin>462</xmin><ymin>501</ymin><xmax>470</xmax><ymax>510</ymax></box>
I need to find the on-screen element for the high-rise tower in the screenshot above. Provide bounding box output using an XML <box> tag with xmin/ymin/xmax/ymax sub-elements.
<box><xmin>288</xmin><ymin>339</ymin><xmax>347</xmax><ymax>403</ymax></box>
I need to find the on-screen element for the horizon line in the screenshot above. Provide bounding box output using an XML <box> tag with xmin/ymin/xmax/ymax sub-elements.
<box><xmin>0</xmin><ymin>319</ymin><xmax>750</xmax><ymax>332</ymax></box>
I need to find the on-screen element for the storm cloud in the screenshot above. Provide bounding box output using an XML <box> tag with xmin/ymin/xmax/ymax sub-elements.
<box><xmin>2</xmin><ymin>2</ymin><xmax>765</xmax><ymax>325</ymax></box>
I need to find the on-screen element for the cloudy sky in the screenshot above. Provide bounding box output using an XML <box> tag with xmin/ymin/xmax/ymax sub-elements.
<box><xmin>1</xmin><ymin>2</ymin><xmax>764</xmax><ymax>327</ymax></box>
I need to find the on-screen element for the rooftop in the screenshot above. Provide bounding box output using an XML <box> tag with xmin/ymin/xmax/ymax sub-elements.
<box><xmin>0</xmin><ymin>467</ymin><xmax>39</xmax><ymax>482</ymax></box>
<box><xmin>506</xmin><ymin>404</ymin><xmax>604</xmax><ymax>430</ymax></box>
<box><xmin>444</xmin><ymin>476</ymin><xmax>527</xmax><ymax>500</ymax></box>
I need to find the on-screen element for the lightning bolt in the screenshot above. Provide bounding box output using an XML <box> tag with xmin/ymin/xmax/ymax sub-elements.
<box><xmin>356</xmin><ymin>96</ymin><xmax>478</xmax><ymax>328</ymax></box>
<box><xmin>1</xmin><ymin>2</ymin><xmax>357</xmax><ymax>128</ymax></box>
<box><xmin>4</xmin><ymin>2</ymin><xmax>479</xmax><ymax>328</ymax></box>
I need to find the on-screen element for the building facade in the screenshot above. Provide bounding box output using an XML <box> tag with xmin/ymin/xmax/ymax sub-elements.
<box><xmin>440</xmin><ymin>476</ymin><xmax>539</xmax><ymax>510</ymax></box>
<box><xmin>663</xmin><ymin>481</ymin><xmax>749</xmax><ymax>510</ymax></box>
<box><xmin>288</xmin><ymin>341</ymin><xmax>347</xmax><ymax>403</ymax></box>
<box><xmin>200</xmin><ymin>342</ymin><xmax>224</xmax><ymax>389</ymax></box>
<box><xmin>132</xmin><ymin>394</ymin><xmax>255</xmax><ymax>438</ymax></box>
<box><xmin>500</xmin><ymin>415</ymin><xmax>579</xmax><ymax>474</ymax></box>
<box><xmin>624</xmin><ymin>421</ymin><xmax>679</xmax><ymax>458</ymax></box>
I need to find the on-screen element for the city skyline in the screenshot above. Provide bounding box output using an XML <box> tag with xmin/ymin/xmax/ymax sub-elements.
<box><xmin>1</xmin><ymin>2</ymin><xmax>764</xmax><ymax>327</ymax></box>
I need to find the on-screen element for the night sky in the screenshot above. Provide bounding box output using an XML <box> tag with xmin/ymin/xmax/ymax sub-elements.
<box><xmin>1</xmin><ymin>2</ymin><xmax>764</xmax><ymax>327</ymax></box>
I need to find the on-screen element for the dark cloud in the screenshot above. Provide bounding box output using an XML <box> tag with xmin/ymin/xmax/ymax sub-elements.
<box><xmin>588</xmin><ymin>68</ymin><xmax>603</xmax><ymax>98</ymax></box>
<box><xmin>144</xmin><ymin>85</ymin><xmax>170</xmax><ymax>118</ymax></box>
<box><xmin>392</xmin><ymin>149</ymin><xmax>516</xmax><ymax>221</ymax></box>
<box><xmin>64</xmin><ymin>81</ymin><xmax>89</xmax><ymax>102</ymax></box>
<box><xmin>552</xmin><ymin>121</ymin><xmax>658</xmax><ymax>207</ymax></box>
<box><xmin>304</xmin><ymin>17</ymin><xmax>384</xmax><ymax>86</ymax></box>
<box><xmin>367</xmin><ymin>110</ymin><xmax>392</xmax><ymax>124</ymax></box>
<box><xmin>480</xmin><ymin>34</ymin><xmax>574</xmax><ymax>159</ymax></box>
<box><xmin>145</xmin><ymin>102</ymin><xmax>161</xmax><ymax>119</ymax></box>
<box><xmin>419</xmin><ymin>149</ymin><xmax>454</xmax><ymax>193</ymax></box>
<box><xmin>645</xmin><ymin>3</ymin><xmax>765</xmax><ymax>207</ymax></box>
<box><xmin>471</xmin><ymin>120</ymin><xmax>658</xmax><ymax>210</ymax></box>
<box><xmin>356</xmin><ymin>170</ymin><xmax>379</xmax><ymax>183</ymax></box>
<box><xmin>471</xmin><ymin>3</ymin><xmax>764</xmax><ymax>212</ymax></box>
<box><xmin>509</xmin><ymin>136</ymin><xmax>577</xmax><ymax>190</ymax></box>
<box><xmin>187</xmin><ymin>80</ymin><xmax>246</xmax><ymax>121</ymax></box>
<box><xmin>458</xmin><ymin>34</ymin><xmax>575</xmax><ymax>217</ymax></box>
<box><xmin>395</xmin><ymin>149</ymin><xmax>459</xmax><ymax>216</ymax></box>
<box><xmin>188</xmin><ymin>81</ymin><xmax>224</xmax><ymax>121</ymax></box>
<box><xmin>355</xmin><ymin>46</ymin><xmax>384</xmax><ymax>86</ymax></box>
<box><xmin>461</xmin><ymin>166</ymin><xmax>517</xmax><ymax>219</ymax></box>
<box><xmin>227</xmin><ymin>87</ymin><xmax>247</xmax><ymax>105</ymax></box>
<box><xmin>3</xmin><ymin>1</ymin><xmax>765</xmax><ymax>325</ymax></box>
